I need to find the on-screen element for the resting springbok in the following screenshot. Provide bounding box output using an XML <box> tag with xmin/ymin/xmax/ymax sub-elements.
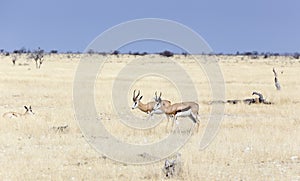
<box><xmin>132</xmin><ymin>90</ymin><xmax>171</xmax><ymax>119</ymax></box>
<box><xmin>153</xmin><ymin>92</ymin><xmax>200</xmax><ymax>132</ymax></box>
<box><xmin>2</xmin><ymin>106</ymin><xmax>34</xmax><ymax>119</ymax></box>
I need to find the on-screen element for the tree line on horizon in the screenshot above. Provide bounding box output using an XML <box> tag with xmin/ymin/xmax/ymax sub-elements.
<box><xmin>0</xmin><ymin>47</ymin><xmax>299</xmax><ymax>59</ymax></box>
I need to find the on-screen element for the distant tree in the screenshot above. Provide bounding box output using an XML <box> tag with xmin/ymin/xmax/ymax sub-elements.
<box><xmin>13</xmin><ymin>47</ymin><xmax>27</xmax><ymax>54</ymax></box>
<box><xmin>159</xmin><ymin>50</ymin><xmax>174</xmax><ymax>57</ymax></box>
<box><xmin>131</xmin><ymin>52</ymin><xmax>148</xmax><ymax>56</ymax></box>
<box><xmin>50</xmin><ymin>50</ymin><xmax>58</xmax><ymax>54</ymax></box>
<box><xmin>13</xmin><ymin>49</ymin><xmax>20</xmax><ymax>54</ymax></box>
<box><xmin>87</xmin><ymin>49</ymin><xmax>95</xmax><ymax>54</ymax></box>
<box><xmin>293</xmin><ymin>52</ymin><xmax>299</xmax><ymax>59</ymax></box>
<box><xmin>132</xmin><ymin>52</ymin><xmax>139</xmax><ymax>56</ymax></box>
<box><xmin>98</xmin><ymin>52</ymin><xmax>107</xmax><ymax>56</ymax></box>
<box><xmin>112</xmin><ymin>50</ymin><xmax>120</xmax><ymax>55</ymax></box>
<box><xmin>0</xmin><ymin>49</ymin><xmax>4</xmax><ymax>53</ymax></box>
<box><xmin>182</xmin><ymin>52</ymin><xmax>188</xmax><ymax>57</ymax></box>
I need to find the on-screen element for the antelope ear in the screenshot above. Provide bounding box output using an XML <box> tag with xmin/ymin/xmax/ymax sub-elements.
<box><xmin>139</xmin><ymin>96</ymin><xmax>143</xmax><ymax>100</ymax></box>
<box><xmin>24</xmin><ymin>106</ymin><xmax>28</xmax><ymax>110</ymax></box>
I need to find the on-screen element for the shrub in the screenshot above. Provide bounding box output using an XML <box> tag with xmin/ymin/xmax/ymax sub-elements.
<box><xmin>293</xmin><ymin>53</ymin><xmax>299</xmax><ymax>59</ymax></box>
<box><xmin>182</xmin><ymin>52</ymin><xmax>188</xmax><ymax>57</ymax></box>
<box><xmin>159</xmin><ymin>50</ymin><xmax>174</xmax><ymax>57</ymax></box>
<box><xmin>50</xmin><ymin>50</ymin><xmax>58</xmax><ymax>54</ymax></box>
<box><xmin>112</xmin><ymin>50</ymin><xmax>120</xmax><ymax>55</ymax></box>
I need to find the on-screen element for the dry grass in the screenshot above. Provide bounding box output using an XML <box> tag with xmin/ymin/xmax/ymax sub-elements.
<box><xmin>0</xmin><ymin>54</ymin><xmax>299</xmax><ymax>180</ymax></box>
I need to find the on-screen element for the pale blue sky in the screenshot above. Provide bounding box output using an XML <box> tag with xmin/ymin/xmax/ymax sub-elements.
<box><xmin>1</xmin><ymin>0</ymin><xmax>299</xmax><ymax>53</ymax></box>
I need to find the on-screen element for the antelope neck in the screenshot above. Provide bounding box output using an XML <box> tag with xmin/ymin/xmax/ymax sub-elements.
<box><xmin>138</xmin><ymin>102</ymin><xmax>149</xmax><ymax>113</ymax></box>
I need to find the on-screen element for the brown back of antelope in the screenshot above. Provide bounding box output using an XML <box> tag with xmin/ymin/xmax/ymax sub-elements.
<box><xmin>154</xmin><ymin>92</ymin><xmax>200</xmax><ymax>125</ymax></box>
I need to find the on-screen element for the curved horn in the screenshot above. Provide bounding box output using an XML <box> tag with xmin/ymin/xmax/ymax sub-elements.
<box><xmin>133</xmin><ymin>89</ymin><xmax>136</xmax><ymax>101</ymax></box>
<box><xmin>252</xmin><ymin>91</ymin><xmax>264</xmax><ymax>101</ymax></box>
<box><xmin>157</xmin><ymin>92</ymin><xmax>162</xmax><ymax>102</ymax></box>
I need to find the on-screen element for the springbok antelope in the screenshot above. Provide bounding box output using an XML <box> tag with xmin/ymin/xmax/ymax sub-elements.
<box><xmin>163</xmin><ymin>153</ymin><xmax>182</xmax><ymax>178</ymax></box>
<box><xmin>237</xmin><ymin>92</ymin><xmax>272</xmax><ymax>105</ymax></box>
<box><xmin>252</xmin><ymin>91</ymin><xmax>272</xmax><ymax>104</ymax></box>
<box><xmin>273</xmin><ymin>68</ymin><xmax>281</xmax><ymax>90</ymax></box>
<box><xmin>2</xmin><ymin>106</ymin><xmax>34</xmax><ymax>119</ymax></box>
<box><xmin>153</xmin><ymin>92</ymin><xmax>200</xmax><ymax>132</ymax></box>
<box><xmin>132</xmin><ymin>90</ymin><xmax>171</xmax><ymax>119</ymax></box>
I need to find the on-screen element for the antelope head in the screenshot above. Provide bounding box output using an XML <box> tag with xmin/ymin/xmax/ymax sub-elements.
<box><xmin>153</xmin><ymin>91</ymin><xmax>162</xmax><ymax>110</ymax></box>
<box><xmin>132</xmin><ymin>90</ymin><xmax>143</xmax><ymax>109</ymax></box>
<box><xmin>24</xmin><ymin>105</ymin><xmax>35</xmax><ymax>115</ymax></box>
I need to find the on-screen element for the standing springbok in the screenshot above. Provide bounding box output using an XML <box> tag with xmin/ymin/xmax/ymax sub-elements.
<box><xmin>2</xmin><ymin>106</ymin><xmax>34</xmax><ymax>119</ymax></box>
<box><xmin>273</xmin><ymin>68</ymin><xmax>281</xmax><ymax>90</ymax></box>
<box><xmin>132</xmin><ymin>90</ymin><xmax>171</xmax><ymax>118</ymax></box>
<box><xmin>153</xmin><ymin>92</ymin><xmax>200</xmax><ymax>132</ymax></box>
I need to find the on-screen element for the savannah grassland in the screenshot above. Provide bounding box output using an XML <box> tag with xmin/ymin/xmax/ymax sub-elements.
<box><xmin>0</xmin><ymin>53</ymin><xmax>299</xmax><ymax>180</ymax></box>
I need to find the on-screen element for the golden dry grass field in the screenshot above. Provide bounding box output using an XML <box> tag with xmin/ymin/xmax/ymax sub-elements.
<box><xmin>0</xmin><ymin>54</ymin><xmax>299</xmax><ymax>180</ymax></box>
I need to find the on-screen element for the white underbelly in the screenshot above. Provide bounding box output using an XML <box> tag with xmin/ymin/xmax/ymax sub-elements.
<box><xmin>152</xmin><ymin>109</ymin><xmax>164</xmax><ymax>114</ymax></box>
<box><xmin>176</xmin><ymin>109</ymin><xmax>191</xmax><ymax>117</ymax></box>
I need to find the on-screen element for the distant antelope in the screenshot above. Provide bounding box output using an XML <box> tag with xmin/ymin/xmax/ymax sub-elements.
<box><xmin>273</xmin><ymin>68</ymin><xmax>281</xmax><ymax>90</ymax></box>
<box><xmin>227</xmin><ymin>92</ymin><xmax>272</xmax><ymax>105</ymax></box>
<box><xmin>163</xmin><ymin>153</ymin><xmax>182</xmax><ymax>178</ymax></box>
<box><xmin>53</xmin><ymin>125</ymin><xmax>69</xmax><ymax>133</ymax></box>
<box><xmin>2</xmin><ymin>106</ymin><xmax>34</xmax><ymax>119</ymax></box>
<box><xmin>132</xmin><ymin>90</ymin><xmax>171</xmax><ymax>119</ymax></box>
<box><xmin>241</xmin><ymin>92</ymin><xmax>272</xmax><ymax>105</ymax></box>
<box><xmin>153</xmin><ymin>92</ymin><xmax>200</xmax><ymax>132</ymax></box>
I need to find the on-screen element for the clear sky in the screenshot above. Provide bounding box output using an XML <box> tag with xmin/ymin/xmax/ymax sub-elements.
<box><xmin>1</xmin><ymin>0</ymin><xmax>299</xmax><ymax>53</ymax></box>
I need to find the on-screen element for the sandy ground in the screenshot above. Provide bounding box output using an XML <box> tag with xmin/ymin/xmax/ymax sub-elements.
<box><xmin>0</xmin><ymin>54</ymin><xmax>299</xmax><ymax>180</ymax></box>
